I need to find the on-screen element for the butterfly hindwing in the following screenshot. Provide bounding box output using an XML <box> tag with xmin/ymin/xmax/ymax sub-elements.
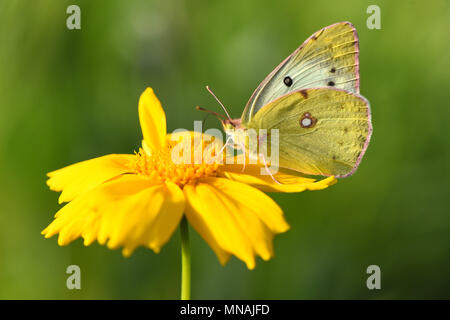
<box><xmin>247</xmin><ymin>88</ymin><xmax>372</xmax><ymax>177</ymax></box>
<box><xmin>242</xmin><ymin>22</ymin><xmax>360</xmax><ymax>123</ymax></box>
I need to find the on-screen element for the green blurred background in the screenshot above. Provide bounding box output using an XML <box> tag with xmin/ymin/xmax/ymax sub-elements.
<box><xmin>0</xmin><ymin>0</ymin><xmax>449</xmax><ymax>299</ymax></box>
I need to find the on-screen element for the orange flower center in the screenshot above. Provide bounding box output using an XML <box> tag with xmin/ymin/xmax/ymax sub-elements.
<box><xmin>134</xmin><ymin>137</ymin><xmax>220</xmax><ymax>187</ymax></box>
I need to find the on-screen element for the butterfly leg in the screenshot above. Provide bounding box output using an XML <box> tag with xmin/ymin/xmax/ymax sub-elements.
<box><xmin>213</xmin><ymin>136</ymin><xmax>233</xmax><ymax>163</ymax></box>
<box><xmin>238</xmin><ymin>141</ymin><xmax>247</xmax><ymax>172</ymax></box>
<box><xmin>259</xmin><ymin>152</ymin><xmax>281</xmax><ymax>185</ymax></box>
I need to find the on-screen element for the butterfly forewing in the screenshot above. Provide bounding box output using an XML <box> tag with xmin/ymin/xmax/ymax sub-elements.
<box><xmin>248</xmin><ymin>88</ymin><xmax>372</xmax><ymax>177</ymax></box>
<box><xmin>242</xmin><ymin>22</ymin><xmax>360</xmax><ymax>123</ymax></box>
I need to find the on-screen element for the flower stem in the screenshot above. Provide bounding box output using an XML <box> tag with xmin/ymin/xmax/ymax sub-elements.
<box><xmin>180</xmin><ymin>216</ymin><xmax>191</xmax><ymax>300</ymax></box>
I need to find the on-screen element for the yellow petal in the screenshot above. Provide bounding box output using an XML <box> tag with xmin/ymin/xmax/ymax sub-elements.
<box><xmin>183</xmin><ymin>188</ymin><xmax>231</xmax><ymax>266</ymax></box>
<box><xmin>139</xmin><ymin>87</ymin><xmax>167</xmax><ymax>151</ymax></box>
<box><xmin>42</xmin><ymin>175</ymin><xmax>155</xmax><ymax>243</ymax></box>
<box><xmin>184</xmin><ymin>177</ymin><xmax>289</xmax><ymax>269</ymax></box>
<box><xmin>42</xmin><ymin>175</ymin><xmax>184</xmax><ymax>256</ymax></box>
<box><xmin>206</xmin><ymin>177</ymin><xmax>289</xmax><ymax>234</ymax></box>
<box><xmin>221</xmin><ymin>160</ymin><xmax>337</xmax><ymax>193</ymax></box>
<box><xmin>47</xmin><ymin>154</ymin><xmax>136</xmax><ymax>203</ymax></box>
<box><xmin>120</xmin><ymin>181</ymin><xmax>185</xmax><ymax>256</ymax></box>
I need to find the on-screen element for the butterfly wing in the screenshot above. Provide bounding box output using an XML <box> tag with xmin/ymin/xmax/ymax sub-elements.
<box><xmin>242</xmin><ymin>21</ymin><xmax>360</xmax><ymax>123</ymax></box>
<box><xmin>247</xmin><ymin>88</ymin><xmax>372</xmax><ymax>177</ymax></box>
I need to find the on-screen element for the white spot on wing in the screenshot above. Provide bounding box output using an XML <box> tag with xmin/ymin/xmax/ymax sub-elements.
<box><xmin>301</xmin><ymin>118</ymin><xmax>312</xmax><ymax>127</ymax></box>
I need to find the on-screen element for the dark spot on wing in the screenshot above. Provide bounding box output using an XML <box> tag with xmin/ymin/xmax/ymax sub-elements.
<box><xmin>299</xmin><ymin>112</ymin><xmax>317</xmax><ymax>128</ymax></box>
<box><xmin>300</xmin><ymin>90</ymin><xmax>308</xmax><ymax>99</ymax></box>
<box><xmin>330</xmin><ymin>67</ymin><xmax>336</xmax><ymax>73</ymax></box>
<box><xmin>328</xmin><ymin>81</ymin><xmax>335</xmax><ymax>86</ymax></box>
<box><xmin>332</xmin><ymin>155</ymin><xmax>337</xmax><ymax>160</ymax></box>
<box><xmin>283</xmin><ymin>76</ymin><xmax>293</xmax><ymax>87</ymax></box>
<box><xmin>344</xmin><ymin>127</ymin><xmax>349</xmax><ymax>133</ymax></box>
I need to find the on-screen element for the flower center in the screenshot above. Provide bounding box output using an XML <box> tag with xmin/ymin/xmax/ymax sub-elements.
<box><xmin>133</xmin><ymin>138</ymin><xmax>220</xmax><ymax>187</ymax></box>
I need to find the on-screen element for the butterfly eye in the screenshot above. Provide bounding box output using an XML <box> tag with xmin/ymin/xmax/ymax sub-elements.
<box><xmin>283</xmin><ymin>76</ymin><xmax>293</xmax><ymax>87</ymax></box>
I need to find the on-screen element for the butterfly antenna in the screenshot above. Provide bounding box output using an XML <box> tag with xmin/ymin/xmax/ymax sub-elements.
<box><xmin>196</xmin><ymin>106</ymin><xmax>226</xmax><ymax>121</ymax></box>
<box><xmin>206</xmin><ymin>86</ymin><xmax>233</xmax><ymax>121</ymax></box>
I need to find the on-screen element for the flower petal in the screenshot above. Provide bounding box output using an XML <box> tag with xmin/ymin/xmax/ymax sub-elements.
<box><xmin>42</xmin><ymin>175</ymin><xmax>185</xmax><ymax>256</ymax></box>
<box><xmin>121</xmin><ymin>181</ymin><xmax>185</xmax><ymax>256</ymax></box>
<box><xmin>43</xmin><ymin>174</ymin><xmax>154</xmax><ymax>242</ymax></box>
<box><xmin>139</xmin><ymin>87</ymin><xmax>167</xmax><ymax>151</ymax></box>
<box><xmin>221</xmin><ymin>160</ymin><xmax>337</xmax><ymax>192</ymax></box>
<box><xmin>184</xmin><ymin>177</ymin><xmax>289</xmax><ymax>269</ymax></box>
<box><xmin>47</xmin><ymin>154</ymin><xmax>136</xmax><ymax>203</ymax></box>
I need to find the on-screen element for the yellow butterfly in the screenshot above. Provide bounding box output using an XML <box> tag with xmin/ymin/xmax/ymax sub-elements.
<box><xmin>205</xmin><ymin>22</ymin><xmax>372</xmax><ymax>178</ymax></box>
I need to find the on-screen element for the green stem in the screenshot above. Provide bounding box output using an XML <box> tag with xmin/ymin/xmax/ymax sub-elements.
<box><xmin>180</xmin><ymin>216</ymin><xmax>191</xmax><ymax>300</ymax></box>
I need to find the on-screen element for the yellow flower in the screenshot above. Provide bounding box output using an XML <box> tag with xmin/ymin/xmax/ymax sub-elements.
<box><xmin>43</xmin><ymin>88</ymin><xmax>335</xmax><ymax>269</ymax></box>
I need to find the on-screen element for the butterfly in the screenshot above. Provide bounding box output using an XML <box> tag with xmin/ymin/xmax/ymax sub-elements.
<box><xmin>201</xmin><ymin>22</ymin><xmax>372</xmax><ymax>178</ymax></box>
